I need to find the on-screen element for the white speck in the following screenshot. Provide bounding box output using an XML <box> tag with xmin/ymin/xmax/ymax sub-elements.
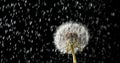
<box><xmin>39</xmin><ymin>18</ymin><xmax>41</xmax><ymax>22</ymax></box>
<box><xmin>2</xmin><ymin>41</ymin><xmax>4</xmax><ymax>47</ymax></box>
<box><xmin>78</xmin><ymin>6</ymin><xmax>82</xmax><ymax>9</ymax></box>
<box><xmin>37</xmin><ymin>33</ymin><xmax>41</xmax><ymax>37</ymax></box>
<box><xmin>50</xmin><ymin>25</ymin><xmax>54</xmax><ymax>32</ymax></box>
<box><xmin>107</xmin><ymin>32</ymin><xmax>110</xmax><ymax>35</ymax></box>
<box><xmin>5</xmin><ymin>30</ymin><xmax>8</xmax><ymax>34</ymax></box>
<box><xmin>89</xmin><ymin>3</ymin><xmax>93</xmax><ymax>7</ymax></box>
<box><xmin>0</xmin><ymin>18</ymin><xmax>2</xmax><ymax>21</ymax></box>
<box><xmin>26</xmin><ymin>50</ymin><xmax>30</xmax><ymax>53</ymax></box>
<box><xmin>48</xmin><ymin>18</ymin><xmax>51</xmax><ymax>22</ymax></box>
<box><xmin>40</xmin><ymin>48</ymin><xmax>44</xmax><ymax>52</ymax></box>
<box><xmin>26</xmin><ymin>60</ymin><xmax>30</xmax><ymax>63</ymax></box>
<box><xmin>76</xmin><ymin>1</ymin><xmax>79</xmax><ymax>5</ymax></box>
<box><xmin>30</xmin><ymin>47</ymin><xmax>33</xmax><ymax>52</ymax></box>
<box><xmin>29</xmin><ymin>21</ymin><xmax>32</xmax><ymax>25</ymax></box>
<box><xmin>2</xmin><ymin>36</ymin><xmax>5</xmax><ymax>40</ymax></box>
<box><xmin>27</xmin><ymin>8</ymin><xmax>30</xmax><ymax>12</ymax></box>
<box><xmin>111</xmin><ymin>12</ymin><xmax>115</xmax><ymax>16</ymax></box>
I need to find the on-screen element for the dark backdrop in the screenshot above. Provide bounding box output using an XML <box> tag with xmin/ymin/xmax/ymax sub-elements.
<box><xmin>0</xmin><ymin>0</ymin><xmax>120</xmax><ymax>63</ymax></box>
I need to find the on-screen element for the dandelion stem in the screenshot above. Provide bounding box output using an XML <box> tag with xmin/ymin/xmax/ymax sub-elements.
<box><xmin>71</xmin><ymin>45</ymin><xmax>77</xmax><ymax>63</ymax></box>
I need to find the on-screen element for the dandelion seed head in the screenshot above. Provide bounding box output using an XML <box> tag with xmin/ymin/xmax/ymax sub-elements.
<box><xmin>54</xmin><ymin>22</ymin><xmax>89</xmax><ymax>54</ymax></box>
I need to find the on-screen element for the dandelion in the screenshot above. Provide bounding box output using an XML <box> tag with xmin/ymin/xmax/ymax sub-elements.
<box><xmin>53</xmin><ymin>22</ymin><xmax>89</xmax><ymax>63</ymax></box>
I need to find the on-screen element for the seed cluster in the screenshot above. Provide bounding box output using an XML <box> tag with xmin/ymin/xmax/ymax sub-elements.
<box><xmin>54</xmin><ymin>22</ymin><xmax>89</xmax><ymax>54</ymax></box>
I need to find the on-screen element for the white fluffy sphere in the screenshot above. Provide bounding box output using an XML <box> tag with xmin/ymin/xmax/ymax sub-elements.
<box><xmin>54</xmin><ymin>22</ymin><xmax>89</xmax><ymax>54</ymax></box>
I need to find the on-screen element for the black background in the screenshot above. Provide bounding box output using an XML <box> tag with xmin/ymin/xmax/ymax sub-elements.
<box><xmin>0</xmin><ymin>0</ymin><xmax>120</xmax><ymax>63</ymax></box>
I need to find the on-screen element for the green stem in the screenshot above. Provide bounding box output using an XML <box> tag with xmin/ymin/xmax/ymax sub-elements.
<box><xmin>66</xmin><ymin>40</ymin><xmax>77</xmax><ymax>63</ymax></box>
<box><xmin>71</xmin><ymin>45</ymin><xmax>77</xmax><ymax>63</ymax></box>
